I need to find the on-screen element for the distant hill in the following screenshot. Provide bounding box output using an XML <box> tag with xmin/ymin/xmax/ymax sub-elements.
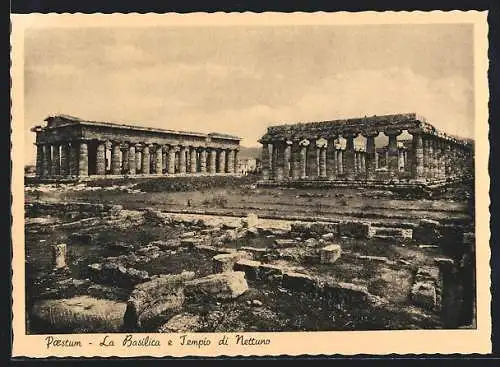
<box><xmin>239</xmin><ymin>146</ymin><xmax>261</xmax><ymax>159</ymax></box>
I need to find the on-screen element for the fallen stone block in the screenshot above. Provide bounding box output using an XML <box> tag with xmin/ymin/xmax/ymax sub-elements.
<box><xmin>323</xmin><ymin>281</ymin><xmax>371</xmax><ymax>305</ymax></box>
<box><xmin>242</xmin><ymin>213</ymin><xmax>259</xmax><ymax>228</ymax></box>
<box><xmin>149</xmin><ymin>239</ymin><xmax>182</xmax><ymax>250</ymax></box>
<box><xmin>338</xmin><ymin>221</ymin><xmax>371</xmax><ymax>239</ymax></box>
<box><xmin>412</xmin><ymin>219</ymin><xmax>443</xmax><ymax>244</ymax></box>
<box><xmin>51</xmin><ymin>243</ymin><xmax>67</xmax><ymax>270</ymax></box>
<box><xmin>240</xmin><ymin>246</ymin><xmax>269</xmax><ymax>260</ymax></box>
<box><xmin>319</xmin><ymin>244</ymin><xmax>342</xmax><ymax>264</ymax></box>
<box><xmin>258</xmin><ymin>264</ymin><xmax>285</xmax><ymax>280</ymax></box>
<box><xmin>180</xmin><ymin>231</ymin><xmax>197</xmax><ymax>238</ymax></box>
<box><xmin>32</xmin><ymin>296</ymin><xmax>126</xmax><ymax>333</ymax></box>
<box><xmin>356</xmin><ymin>254</ymin><xmax>387</xmax><ymax>263</ymax></box>
<box><xmin>123</xmin><ymin>271</ymin><xmax>195</xmax><ymax>332</ymax></box>
<box><xmin>282</xmin><ymin>272</ymin><xmax>317</xmax><ymax>292</ymax></box>
<box><xmin>87</xmin><ymin>261</ymin><xmax>150</xmax><ymax>289</ymax></box>
<box><xmin>181</xmin><ymin>237</ymin><xmax>205</xmax><ymax>249</ymax></box>
<box><xmin>273</xmin><ymin>239</ymin><xmax>299</xmax><ymax>248</ymax></box>
<box><xmin>415</xmin><ymin>266</ymin><xmax>440</xmax><ymax>282</ymax></box>
<box><xmin>304</xmin><ymin>238</ymin><xmax>318</xmax><ymax>247</ymax></box>
<box><xmin>87</xmin><ymin>284</ymin><xmax>130</xmax><ymax>302</ymax></box>
<box><xmin>310</xmin><ymin>222</ymin><xmax>339</xmax><ymax>236</ymax></box>
<box><xmin>234</xmin><ymin>259</ymin><xmax>262</xmax><ymax>281</ymax></box>
<box><xmin>212</xmin><ymin>252</ymin><xmax>249</xmax><ymax>274</ymax></box>
<box><xmin>410</xmin><ymin>280</ymin><xmax>437</xmax><ymax>310</ymax></box>
<box><xmin>321</xmin><ymin>233</ymin><xmax>336</xmax><ymax>241</ymax></box>
<box><xmin>184</xmin><ymin>271</ymin><xmax>249</xmax><ymax>300</ymax></box>
<box><xmin>157</xmin><ymin>313</ymin><xmax>203</xmax><ymax>333</ymax></box>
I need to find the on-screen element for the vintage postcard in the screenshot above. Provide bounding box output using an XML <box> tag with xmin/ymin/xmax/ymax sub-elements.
<box><xmin>11</xmin><ymin>11</ymin><xmax>491</xmax><ymax>357</ymax></box>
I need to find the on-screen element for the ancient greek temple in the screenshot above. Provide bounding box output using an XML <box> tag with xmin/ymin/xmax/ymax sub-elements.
<box><xmin>258</xmin><ymin>113</ymin><xmax>473</xmax><ymax>186</ymax></box>
<box><xmin>31</xmin><ymin>115</ymin><xmax>241</xmax><ymax>179</ymax></box>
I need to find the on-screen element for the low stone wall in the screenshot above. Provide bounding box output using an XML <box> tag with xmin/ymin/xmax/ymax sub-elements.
<box><xmin>25</xmin><ymin>201</ymin><xmax>123</xmax><ymax>218</ymax></box>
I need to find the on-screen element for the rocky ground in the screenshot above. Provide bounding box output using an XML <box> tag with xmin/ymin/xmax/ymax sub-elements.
<box><xmin>24</xmin><ymin>177</ymin><xmax>476</xmax><ymax>334</ymax></box>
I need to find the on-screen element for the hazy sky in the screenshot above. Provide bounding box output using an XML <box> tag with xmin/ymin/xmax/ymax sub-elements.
<box><xmin>24</xmin><ymin>24</ymin><xmax>474</xmax><ymax>164</ymax></box>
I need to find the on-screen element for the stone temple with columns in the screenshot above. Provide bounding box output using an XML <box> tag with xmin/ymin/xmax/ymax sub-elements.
<box><xmin>258</xmin><ymin>113</ymin><xmax>474</xmax><ymax>188</ymax></box>
<box><xmin>31</xmin><ymin>115</ymin><xmax>241</xmax><ymax>180</ymax></box>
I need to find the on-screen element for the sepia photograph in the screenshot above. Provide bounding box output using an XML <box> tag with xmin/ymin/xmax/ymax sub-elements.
<box><xmin>11</xmin><ymin>11</ymin><xmax>491</xmax><ymax>357</ymax></box>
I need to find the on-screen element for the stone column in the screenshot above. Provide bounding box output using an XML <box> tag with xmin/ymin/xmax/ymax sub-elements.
<box><xmin>409</xmin><ymin>131</ymin><xmax>424</xmax><ymax>181</ymax></box>
<box><xmin>290</xmin><ymin>141</ymin><xmax>301</xmax><ymax>180</ymax></box>
<box><xmin>226</xmin><ymin>149</ymin><xmax>235</xmax><ymax>174</ymax></box>
<box><xmin>178</xmin><ymin>146</ymin><xmax>186</xmax><ymax>173</ymax></box>
<box><xmin>142</xmin><ymin>144</ymin><xmax>150</xmax><ymax>174</ymax></box>
<box><xmin>110</xmin><ymin>142</ymin><xmax>121</xmax><ymax>175</ymax></box>
<box><xmin>343</xmin><ymin>133</ymin><xmax>356</xmax><ymax>179</ymax></box>
<box><xmin>60</xmin><ymin>143</ymin><xmax>70</xmax><ymax>176</ymax></box>
<box><xmin>337</xmin><ymin>149</ymin><xmax>343</xmax><ymax>175</ymax></box>
<box><xmin>385</xmin><ymin>129</ymin><xmax>401</xmax><ymax>178</ymax></box>
<box><xmin>154</xmin><ymin>144</ymin><xmax>163</xmax><ymax>175</ymax></box>
<box><xmin>51</xmin><ymin>144</ymin><xmax>60</xmax><ymax>176</ymax></box>
<box><xmin>354</xmin><ymin>151</ymin><xmax>359</xmax><ymax>174</ymax></box>
<box><xmin>284</xmin><ymin>142</ymin><xmax>292</xmax><ymax>178</ymax></box>
<box><xmin>273</xmin><ymin>141</ymin><xmax>286</xmax><ymax>180</ymax></box>
<box><xmin>207</xmin><ymin>148</ymin><xmax>216</xmax><ymax>174</ymax></box>
<box><xmin>135</xmin><ymin>145</ymin><xmax>142</xmax><ymax>173</ymax></box>
<box><xmin>360</xmin><ymin>152</ymin><xmax>366</xmax><ymax>173</ymax></box>
<box><xmin>128</xmin><ymin>144</ymin><xmax>136</xmax><ymax>174</ymax></box>
<box><xmin>444</xmin><ymin>142</ymin><xmax>452</xmax><ymax>179</ymax></box>
<box><xmin>306</xmin><ymin>140</ymin><xmax>319</xmax><ymax>178</ymax></box>
<box><xmin>436</xmin><ymin>139</ymin><xmax>445</xmax><ymax>179</ymax></box>
<box><xmin>35</xmin><ymin>144</ymin><xmax>44</xmax><ymax>177</ymax></box>
<box><xmin>188</xmin><ymin>147</ymin><xmax>197</xmax><ymax>174</ymax></box>
<box><xmin>162</xmin><ymin>148</ymin><xmax>167</xmax><ymax>173</ymax></box>
<box><xmin>423</xmin><ymin>137</ymin><xmax>430</xmax><ymax>178</ymax></box>
<box><xmin>96</xmin><ymin>141</ymin><xmax>106</xmax><ymax>175</ymax></box>
<box><xmin>375</xmin><ymin>151</ymin><xmax>379</xmax><ymax>169</ymax></box>
<box><xmin>166</xmin><ymin>146</ymin><xmax>175</xmax><ymax>174</ymax></box>
<box><xmin>365</xmin><ymin>132</ymin><xmax>377</xmax><ymax>179</ymax></box>
<box><xmin>234</xmin><ymin>149</ymin><xmax>240</xmax><ymax>174</ymax></box>
<box><xmin>78</xmin><ymin>140</ymin><xmax>88</xmax><ymax>177</ymax></box>
<box><xmin>121</xmin><ymin>145</ymin><xmax>129</xmax><ymax>174</ymax></box>
<box><xmin>427</xmin><ymin>136</ymin><xmax>435</xmax><ymax>179</ymax></box>
<box><xmin>218</xmin><ymin>149</ymin><xmax>226</xmax><ymax>173</ymax></box>
<box><xmin>199</xmin><ymin>148</ymin><xmax>207</xmax><ymax>173</ymax></box>
<box><xmin>398</xmin><ymin>149</ymin><xmax>405</xmax><ymax>172</ymax></box>
<box><xmin>43</xmin><ymin>143</ymin><xmax>51</xmax><ymax>177</ymax></box>
<box><xmin>261</xmin><ymin>143</ymin><xmax>271</xmax><ymax>180</ymax></box>
<box><xmin>299</xmin><ymin>139</ymin><xmax>309</xmax><ymax>179</ymax></box>
<box><xmin>316</xmin><ymin>139</ymin><xmax>327</xmax><ymax>178</ymax></box>
<box><xmin>69</xmin><ymin>142</ymin><xmax>78</xmax><ymax>176</ymax></box>
<box><xmin>326</xmin><ymin>138</ymin><xmax>337</xmax><ymax>178</ymax></box>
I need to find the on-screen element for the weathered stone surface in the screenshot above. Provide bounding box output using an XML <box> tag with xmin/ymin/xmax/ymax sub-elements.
<box><xmin>87</xmin><ymin>262</ymin><xmax>150</xmax><ymax>288</ymax></box>
<box><xmin>149</xmin><ymin>239</ymin><xmax>181</xmax><ymax>250</ymax></box>
<box><xmin>273</xmin><ymin>239</ymin><xmax>299</xmax><ymax>248</ymax></box>
<box><xmin>136</xmin><ymin>245</ymin><xmax>162</xmax><ymax>259</ymax></box>
<box><xmin>32</xmin><ymin>296</ymin><xmax>126</xmax><ymax>333</ymax></box>
<box><xmin>242</xmin><ymin>213</ymin><xmax>259</xmax><ymax>228</ymax></box>
<box><xmin>319</xmin><ymin>244</ymin><xmax>342</xmax><ymax>264</ymax></box>
<box><xmin>181</xmin><ymin>231</ymin><xmax>197</xmax><ymax>238</ymax></box>
<box><xmin>356</xmin><ymin>254</ymin><xmax>388</xmax><ymax>263</ymax></box>
<box><xmin>240</xmin><ymin>246</ymin><xmax>269</xmax><ymax>260</ymax></box>
<box><xmin>282</xmin><ymin>272</ymin><xmax>317</xmax><ymax>292</ymax></box>
<box><xmin>87</xmin><ymin>284</ymin><xmax>130</xmax><ymax>301</ymax></box>
<box><xmin>304</xmin><ymin>238</ymin><xmax>318</xmax><ymax>247</ymax></box>
<box><xmin>123</xmin><ymin>271</ymin><xmax>195</xmax><ymax>332</ymax></box>
<box><xmin>184</xmin><ymin>272</ymin><xmax>249</xmax><ymax>300</ymax></box>
<box><xmin>212</xmin><ymin>252</ymin><xmax>249</xmax><ymax>274</ymax></box>
<box><xmin>338</xmin><ymin>221</ymin><xmax>371</xmax><ymax>239</ymax></box>
<box><xmin>416</xmin><ymin>266</ymin><xmax>440</xmax><ymax>282</ymax></box>
<box><xmin>234</xmin><ymin>259</ymin><xmax>262</xmax><ymax>280</ymax></box>
<box><xmin>181</xmin><ymin>237</ymin><xmax>205</xmax><ymax>248</ymax></box>
<box><xmin>258</xmin><ymin>264</ymin><xmax>285</xmax><ymax>280</ymax></box>
<box><xmin>107</xmin><ymin>242</ymin><xmax>134</xmax><ymax>251</ymax></box>
<box><xmin>291</xmin><ymin>221</ymin><xmax>338</xmax><ymax>236</ymax></box>
<box><xmin>321</xmin><ymin>233</ymin><xmax>336</xmax><ymax>241</ymax></box>
<box><xmin>322</xmin><ymin>281</ymin><xmax>372</xmax><ymax>305</ymax></box>
<box><xmin>412</xmin><ymin>219</ymin><xmax>442</xmax><ymax>244</ymax></box>
<box><xmin>410</xmin><ymin>280</ymin><xmax>437</xmax><ymax>309</ymax></box>
<box><xmin>157</xmin><ymin>313</ymin><xmax>203</xmax><ymax>333</ymax></box>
